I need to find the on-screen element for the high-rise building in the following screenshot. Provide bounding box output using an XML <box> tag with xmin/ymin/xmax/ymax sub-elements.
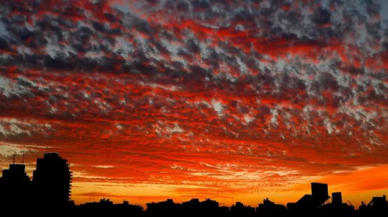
<box><xmin>0</xmin><ymin>163</ymin><xmax>31</xmax><ymax>215</ymax></box>
<box><xmin>32</xmin><ymin>153</ymin><xmax>72</xmax><ymax>216</ymax></box>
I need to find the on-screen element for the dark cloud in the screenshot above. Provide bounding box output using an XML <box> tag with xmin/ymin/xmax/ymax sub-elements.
<box><xmin>312</xmin><ymin>8</ymin><xmax>332</xmax><ymax>26</ymax></box>
<box><xmin>0</xmin><ymin>0</ymin><xmax>387</xmax><ymax>206</ymax></box>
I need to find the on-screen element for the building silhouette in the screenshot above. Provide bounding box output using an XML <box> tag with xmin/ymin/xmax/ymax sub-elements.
<box><xmin>257</xmin><ymin>198</ymin><xmax>287</xmax><ymax>215</ymax></box>
<box><xmin>71</xmin><ymin>198</ymin><xmax>143</xmax><ymax>217</ymax></box>
<box><xmin>32</xmin><ymin>153</ymin><xmax>72</xmax><ymax>217</ymax></box>
<box><xmin>146</xmin><ymin>198</ymin><xmax>223</xmax><ymax>216</ymax></box>
<box><xmin>0</xmin><ymin>153</ymin><xmax>387</xmax><ymax>217</ymax></box>
<box><xmin>199</xmin><ymin>198</ymin><xmax>220</xmax><ymax>214</ymax></box>
<box><xmin>331</xmin><ymin>192</ymin><xmax>342</xmax><ymax>205</ymax></box>
<box><xmin>180</xmin><ymin>198</ymin><xmax>220</xmax><ymax>215</ymax></box>
<box><xmin>359</xmin><ymin>195</ymin><xmax>388</xmax><ymax>215</ymax></box>
<box><xmin>230</xmin><ymin>201</ymin><xmax>256</xmax><ymax>216</ymax></box>
<box><xmin>0</xmin><ymin>162</ymin><xmax>31</xmax><ymax>216</ymax></box>
<box><xmin>287</xmin><ymin>182</ymin><xmax>330</xmax><ymax>213</ymax></box>
<box><xmin>146</xmin><ymin>198</ymin><xmax>179</xmax><ymax>215</ymax></box>
<box><xmin>322</xmin><ymin>192</ymin><xmax>354</xmax><ymax>214</ymax></box>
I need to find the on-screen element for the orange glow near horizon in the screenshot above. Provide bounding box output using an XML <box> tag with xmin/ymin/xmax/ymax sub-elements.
<box><xmin>1</xmin><ymin>0</ymin><xmax>388</xmax><ymax>209</ymax></box>
<box><xmin>67</xmin><ymin>165</ymin><xmax>388</xmax><ymax>209</ymax></box>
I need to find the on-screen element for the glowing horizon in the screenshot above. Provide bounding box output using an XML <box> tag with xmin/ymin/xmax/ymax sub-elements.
<box><xmin>1</xmin><ymin>0</ymin><xmax>388</xmax><ymax>209</ymax></box>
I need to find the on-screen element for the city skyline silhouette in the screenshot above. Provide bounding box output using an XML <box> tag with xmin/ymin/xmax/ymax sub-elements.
<box><xmin>0</xmin><ymin>153</ymin><xmax>387</xmax><ymax>216</ymax></box>
<box><xmin>1</xmin><ymin>0</ymin><xmax>388</xmax><ymax>214</ymax></box>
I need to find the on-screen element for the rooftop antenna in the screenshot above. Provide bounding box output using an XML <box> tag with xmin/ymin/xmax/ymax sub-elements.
<box><xmin>12</xmin><ymin>153</ymin><xmax>16</xmax><ymax>165</ymax></box>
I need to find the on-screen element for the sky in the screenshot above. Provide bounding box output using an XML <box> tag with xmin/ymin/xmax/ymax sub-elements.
<box><xmin>0</xmin><ymin>0</ymin><xmax>388</xmax><ymax>209</ymax></box>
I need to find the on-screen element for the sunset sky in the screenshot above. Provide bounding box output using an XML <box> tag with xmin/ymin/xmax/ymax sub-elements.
<box><xmin>1</xmin><ymin>0</ymin><xmax>388</xmax><ymax>209</ymax></box>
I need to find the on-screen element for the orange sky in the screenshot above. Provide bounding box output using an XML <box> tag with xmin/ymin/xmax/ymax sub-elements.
<box><xmin>1</xmin><ymin>0</ymin><xmax>388</xmax><ymax>210</ymax></box>
<box><xmin>67</xmin><ymin>165</ymin><xmax>388</xmax><ymax>208</ymax></box>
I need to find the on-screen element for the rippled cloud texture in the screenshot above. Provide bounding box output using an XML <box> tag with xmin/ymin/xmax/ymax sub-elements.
<box><xmin>0</xmin><ymin>0</ymin><xmax>388</xmax><ymax>206</ymax></box>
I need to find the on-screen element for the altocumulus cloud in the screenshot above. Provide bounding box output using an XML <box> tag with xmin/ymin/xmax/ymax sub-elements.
<box><xmin>0</xmin><ymin>0</ymin><xmax>387</xmax><ymax>201</ymax></box>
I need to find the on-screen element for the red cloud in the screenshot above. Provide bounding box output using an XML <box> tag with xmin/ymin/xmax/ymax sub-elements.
<box><xmin>0</xmin><ymin>0</ymin><xmax>387</xmax><ymax>207</ymax></box>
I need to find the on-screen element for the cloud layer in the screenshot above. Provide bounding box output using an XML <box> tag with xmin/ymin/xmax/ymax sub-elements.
<box><xmin>0</xmin><ymin>0</ymin><xmax>388</xmax><ymax>205</ymax></box>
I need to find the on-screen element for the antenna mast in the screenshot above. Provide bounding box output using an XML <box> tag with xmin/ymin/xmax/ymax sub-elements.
<box><xmin>12</xmin><ymin>153</ymin><xmax>16</xmax><ymax>165</ymax></box>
